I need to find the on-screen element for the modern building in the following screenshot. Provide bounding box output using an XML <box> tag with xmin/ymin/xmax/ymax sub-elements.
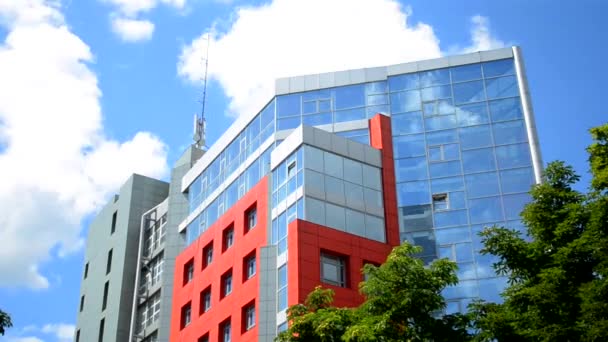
<box><xmin>76</xmin><ymin>46</ymin><xmax>542</xmax><ymax>342</ymax></box>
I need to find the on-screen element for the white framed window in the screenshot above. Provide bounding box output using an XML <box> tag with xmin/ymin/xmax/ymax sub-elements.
<box><xmin>432</xmin><ymin>193</ymin><xmax>449</xmax><ymax>211</ymax></box>
<box><xmin>244</xmin><ymin>304</ymin><xmax>255</xmax><ymax>330</ymax></box>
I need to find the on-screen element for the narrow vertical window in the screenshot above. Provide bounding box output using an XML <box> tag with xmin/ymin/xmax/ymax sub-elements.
<box><xmin>243</xmin><ymin>251</ymin><xmax>256</xmax><ymax>281</ymax></box>
<box><xmin>221</xmin><ymin>319</ymin><xmax>231</xmax><ymax>342</ymax></box>
<box><xmin>199</xmin><ymin>286</ymin><xmax>211</xmax><ymax>314</ymax></box>
<box><xmin>221</xmin><ymin>270</ymin><xmax>233</xmax><ymax>298</ymax></box>
<box><xmin>79</xmin><ymin>295</ymin><xmax>85</xmax><ymax>312</ymax></box>
<box><xmin>102</xmin><ymin>281</ymin><xmax>109</xmax><ymax>311</ymax></box>
<box><xmin>84</xmin><ymin>262</ymin><xmax>89</xmax><ymax>279</ymax></box>
<box><xmin>183</xmin><ymin>258</ymin><xmax>194</xmax><ymax>285</ymax></box>
<box><xmin>98</xmin><ymin>318</ymin><xmax>105</xmax><ymax>342</ymax></box>
<box><xmin>245</xmin><ymin>206</ymin><xmax>257</xmax><ymax>233</ymax></box>
<box><xmin>223</xmin><ymin>225</ymin><xmax>234</xmax><ymax>252</ymax></box>
<box><xmin>106</xmin><ymin>249</ymin><xmax>113</xmax><ymax>275</ymax></box>
<box><xmin>180</xmin><ymin>302</ymin><xmax>192</xmax><ymax>329</ymax></box>
<box><xmin>202</xmin><ymin>242</ymin><xmax>213</xmax><ymax>270</ymax></box>
<box><xmin>75</xmin><ymin>330</ymin><xmax>80</xmax><ymax>342</ymax></box>
<box><xmin>242</xmin><ymin>302</ymin><xmax>255</xmax><ymax>332</ymax></box>
<box><xmin>111</xmin><ymin>211</ymin><xmax>117</xmax><ymax>234</ymax></box>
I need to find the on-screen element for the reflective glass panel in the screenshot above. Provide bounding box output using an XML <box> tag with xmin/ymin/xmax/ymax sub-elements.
<box><xmin>325</xmin><ymin>175</ymin><xmax>345</xmax><ymax>206</ymax></box>
<box><xmin>344</xmin><ymin>182</ymin><xmax>365</xmax><ymax>212</ymax></box>
<box><xmin>390</xmin><ymin>90</ymin><xmax>421</xmax><ymax>113</ymax></box>
<box><xmin>421</xmin><ymin>85</ymin><xmax>452</xmax><ymax>101</ymax></box>
<box><xmin>483</xmin><ymin>59</ymin><xmax>515</xmax><ymax>78</ymax></box>
<box><xmin>304</xmin><ymin>146</ymin><xmax>324</xmax><ymax>172</ymax></box>
<box><xmin>465</xmin><ymin>172</ymin><xmax>500</xmax><ymax>198</ymax></box>
<box><xmin>343</xmin><ymin>158</ymin><xmax>363</xmax><ymax>184</ymax></box>
<box><xmin>469</xmin><ymin>197</ymin><xmax>504</xmax><ymax>224</ymax></box>
<box><xmin>450</xmin><ymin>191</ymin><xmax>467</xmax><ymax>209</ymax></box>
<box><xmin>478</xmin><ymin>277</ymin><xmax>507</xmax><ymax>303</ymax></box>
<box><xmin>334</xmin><ymin>84</ymin><xmax>365</xmax><ymax>109</ymax></box>
<box><xmin>426</xmin><ymin>129</ymin><xmax>458</xmax><ymax>145</ymax></box>
<box><xmin>459</xmin><ymin>125</ymin><xmax>493</xmax><ymax>150</ymax></box>
<box><xmin>462</xmin><ymin>148</ymin><xmax>496</xmax><ymax>173</ymax></box>
<box><xmin>366</xmin><ymin>81</ymin><xmax>387</xmax><ymax>94</ymax></box>
<box><xmin>277</xmin><ymin>94</ymin><xmax>300</xmax><ymax>117</ymax></box>
<box><xmin>388</xmin><ymin>73</ymin><xmax>419</xmax><ymax>91</ymax></box>
<box><xmin>485</xmin><ymin>76</ymin><xmax>519</xmax><ymax>99</ymax></box>
<box><xmin>476</xmin><ymin>253</ymin><xmax>499</xmax><ymax>278</ymax></box>
<box><xmin>455</xmin><ymin>242</ymin><xmax>474</xmax><ymax>262</ymax></box>
<box><xmin>277</xmin><ymin>116</ymin><xmax>301</xmax><ymax>131</ymax></box>
<box><xmin>456</xmin><ymin>102</ymin><xmax>489</xmax><ymax>127</ymax></box>
<box><xmin>423</xmin><ymin>99</ymin><xmax>455</xmax><ymax>116</ymax></box>
<box><xmin>304</xmin><ymin>169</ymin><xmax>325</xmax><ymax>200</ymax></box>
<box><xmin>345</xmin><ymin>209</ymin><xmax>365</xmax><ymax>236</ymax></box>
<box><xmin>391</xmin><ymin>112</ymin><xmax>424</xmax><ymax>135</ymax></box>
<box><xmin>395</xmin><ymin>157</ymin><xmax>428</xmax><ymax>182</ymax></box>
<box><xmin>325</xmin><ymin>203</ymin><xmax>346</xmax><ymax>231</ymax></box>
<box><xmin>365</xmin><ymin>215</ymin><xmax>386</xmax><ymax>242</ymax></box>
<box><xmin>495</xmin><ymin>143</ymin><xmax>531</xmax><ymax>169</ymax></box>
<box><xmin>442</xmin><ymin>280</ymin><xmax>479</xmax><ymax>300</ymax></box>
<box><xmin>335</xmin><ymin>107</ymin><xmax>366</xmax><ymax>122</ymax></box>
<box><xmin>435</xmin><ymin>225</ymin><xmax>471</xmax><ymax>244</ymax></box>
<box><xmin>305</xmin><ymin>197</ymin><xmax>325</xmax><ymax>225</ymax></box>
<box><xmin>500</xmin><ymin>168</ymin><xmax>534</xmax><ymax>193</ymax></box>
<box><xmin>362</xmin><ymin>164</ymin><xmax>382</xmax><ymax>190</ymax></box>
<box><xmin>434</xmin><ymin>210</ymin><xmax>469</xmax><ymax>228</ymax></box>
<box><xmin>451</xmin><ymin>64</ymin><xmax>482</xmax><ymax>82</ymax></box>
<box><xmin>302</xmin><ymin>112</ymin><xmax>332</xmax><ymax>126</ymax></box>
<box><xmin>453</xmin><ymin>80</ymin><xmax>486</xmax><ymax>104</ymax></box>
<box><xmin>397</xmin><ymin>181</ymin><xmax>430</xmax><ymax>206</ymax></box>
<box><xmin>366</xmin><ymin>105</ymin><xmax>390</xmax><ymax>118</ymax></box>
<box><xmin>493</xmin><ymin>120</ymin><xmax>528</xmax><ymax>145</ymax></box>
<box><xmin>503</xmin><ymin>193</ymin><xmax>531</xmax><ymax>220</ymax></box>
<box><xmin>260</xmin><ymin>100</ymin><xmax>275</xmax><ymax>128</ymax></box>
<box><xmin>489</xmin><ymin>97</ymin><xmax>523</xmax><ymax>122</ymax></box>
<box><xmin>324</xmin><ymin>152</ymin><xmax>343</xmax><ymax>178</ymax></box>
<box><xmin>457</xmin><ymin>262</ymin><xmax>477</xmax><ymax>280</ymax></box>
<box><xmin>419</xmin><ymin>69</ymin><xmax>451</xmax><ymax>87</ymax></box>
<box><xmin>431</xmin><ymin>176</ymin><xmax>464</xmax><ymax>193</ymax></box>
<box><xmin>429</xmin><ymin>160</ymin><xmax>461</xmax><ymax>178</ymax></box>
<box><xmin>367</xmin><ymin>94</ymin><xmax>388</xmax><ymax>105</ymax></box>
<box><xmin>394</xmin><ymin>134</ymin><xmax>426</xmax><ymax>158</ymax></box>
<box><xmin>425</xmin><ymin>115</ymin><xmax>457</xmax><ymax>131</ymax></box>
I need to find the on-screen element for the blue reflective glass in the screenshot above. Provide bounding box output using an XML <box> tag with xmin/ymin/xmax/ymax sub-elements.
<box><xmin>260</xmin><ymin>100</ymin><xmax>275</xmax><ymax>128</ymax></box>
<box><xmin>435</xmin><ymin>210</ymin><xmax>469</xmax><ymax>228</ymax></box>
<box><xmin>435</xmin><ymin>225</ymin><xmax>471</xmax><ymax>243</ymax></box>
<box><xmin>478</xmin><ymin>277</ymin><xmax>507</xmax><ymax>303</ymax></box>
<box><xmin>394</xmin><ymin>134</ymin><xmax>426</xmax><ymax>158</ymax></box>
<box><xmin>495</xmin><ymin>143</ymin><xmax>531</xmax><ymax>169</ymax></box>
<box><xmin>455</xmin><ymin>242</ymin><xmax>474</xmax><ymax>262</ymax></box>
<box><xmin>278</xmin><ymin>212</ymin><xmax>287</xmax><ymax>240</ymax></box>
<box><xmin>302</xmin><ymin>101</ymin><xmax>316</xmax><ymax>114</ymax></box>
<box><xmin>431</xmin><ymin>176</ymin><xmax>464</xmax><ymax>193</ymax></box>
<box><xmin>334</xmin><ymin>107</ymin><xmax>366</xmax><ymax>122</ymax></box>
<box><xmin>469</xmin><ymin>197</ymin><xmax>504</xmax><ymax>224</ymax></box>
<box><xmin>453</xmin><ymin>80</ymin><xmax>486</xmax><ymax>104</ymax></box>
<box><xmin>493</xmin><ymin>120</ymin><xmax>528</xmax><ymax>145</ymax></box>
<box><xmin>277</xmin><ymin>94</ymin><xmax>300</xmax><ymax>117</ymax></box>
<box><xmin>485</xmin><ymin>76</ymin><xmax>519</xmax><ymax>99</ymax></box>
<box><xmin>350</xmin><ymin>135</ymin><xmax>370</xmax><ymax>145</ymax></box>
<box><xmin>336</xmin><ymin>129</ymin><xmax>368</xmax><ymax>138</ymax></box>
<box><xmin>459</xmin><ymin>125</ymin><xmax>493</xmax><ymax>150</ymax></box>
<box><xmin>366</xmin><ymin>105</ymin><xmax>390</xmax><ymax>118</ymax></box>
<box><xmin>429</xmin><ymin>146</ymin><xmax>441</xmax><ymax>162</ymax></box>
<box><xmin>277</xmin><ymin>116</ymin><xmax>301</xmax><ymax>130</ymax></box>
<box><xmin>278</xmin><ymin>289</ymin><xmax>287</xmax><ymax>311</ymax></box>
<box><xmin>465</xmin><ymin>172</ymin><xmax>500</xmax><ymax>198</ymax></box>
<box><xmin>395</xmin><ymin>157</ymin><xmax>428</xmax><ymax>182</ymax></box>
<box><xmin>423</xmin><ymin>99</ymin><xmax>454</xmax><ymax>116</ymax></box>
<box><xmin>426</xmin><ymin>129</ymin><xmax>457</xmax><ymax>145</ymax></box>
<box><xmin>425</xmin><ymin>115</ymin><xmax>457</xmax><ymax>131</ymax></box>
<box><xmin>462</xmin><ymin>148</ymin><xmax>496</xmax><ymax>173</ymax></box>
<box><xmin>319</xmin><ymin>99</ymin><xmax>331</xmax><ymax>112</ymax></box>
<box><xmin>471</xmin><ymin>223</ymin><xmax>500</xmax><ymax>251</ymax></box>
<box><xmin>450</xmin><ymin>191</ymin><xmax>467</xmax><ymax>210</ymax></box>
<box><xmin>503</xmin><ymin>193</ymin><xmax>531</xmax><ymax>220</ymax></box>
<box><xmin>483</xmin><ymin>59</ymin><xmax>515</xmax><ymax>78</ymax></box>
<box><xmin>451</xmin><ymin>64</ymin><xmax>482</xmax><ymax>82</ymax></box>
<box><xmin>397</xmin><ymin>180</ymin><xmax>430</xmax><ymax>206</ymax></box>
<box><xmin>446</xmin><ymin>301</ymin><xmax>460</xmax><ymax>314</ymax></box>
<box><xmin>421</xmin><ymin>85</ymin><xmax>452</xmax><ymax>101</ymax></box>
<box><xmin>457</xmin><ymin>262</ymin><xmax>477</xmax><ymax>280</ymax></box>
<box><xmin>420</xmin><ymin>69</ymin><xmax>451</xmax><ymax>87</ymax></box>
<box><xmin>390</xmin><ymin>90</ymin><xmax>421</xmax><ymax>113</ymax></box>
<box><xmin>429</xmin><ymin>160</ymin><xmax>461</xmax><ymax>178</ymax></box>
<box><xmin>334</xmin><ymin>84</ymin><xmax>365</xmax><ymax>109</ymax></box>
<box><xmin>500</xmin><ymin>168</ymin><xmax>534</xmax><ymax>193</ymax></box>
<box><xmin>489</xmin><ymin>97</ymin><xmax>523</xmax><ymax>122</ymax></box>
<box><xmin>302</xmin><ymin>112</ymin><xmax>332</xmax><ymax>126</ymax></box>
<box><xmin>366</xmin><ymin>81</ymin><xmax>387</xmax><ymax>94</ymax></box>
<box><xmin>443</xmin><ymin>280</ymin><xmax>479</xmax><ymax>300</ymax></box>
<box><xmin>476</xmin><ymin>253</ymin><xmax>499</xmax><ymax>278</ymax></box>
<box><xmin>456</xmin><ymin>102</ymin><xmax>489</xmax><ymax>127</ymax></box>
<box><xmin>392</xmin><ymin>112</ymin><xmax>423</xmax><ymax>135</ymax></box>
<box><xmin>388</xmin><ymin>73</ymin><xmax>419</xmax><ymax>91</ymax></box>
<box><xmin>367</xmin><ymin>94</ymin><xmax>388</xmax><ymax>105</ymax></box>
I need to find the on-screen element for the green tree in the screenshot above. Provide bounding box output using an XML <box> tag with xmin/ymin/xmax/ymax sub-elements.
<box><xmin>469</xmin><ymin>124</ymin><xmax>608</xmax><ymax>342</ymax></box>
<box><xmin>0</xmin><ymin>309</ymin><xmax>12</xmax><ymax>336</ymax></box>
<box><xmin>277</xmin><ymin>243</ymin><xmax>471</xmax><ymax>342</ymax></box>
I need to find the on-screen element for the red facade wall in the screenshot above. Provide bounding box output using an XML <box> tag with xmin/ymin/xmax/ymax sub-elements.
<box><xmin>170</xmin><ymin>177</ymin><xmax>268</xmax><ymax>342</ymax></box>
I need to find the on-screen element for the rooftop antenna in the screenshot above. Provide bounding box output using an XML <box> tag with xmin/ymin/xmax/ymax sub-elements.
<box><xmin>193</xmin><ymin>33</ymin><xmax>210</xmax><ymax>150</ymax></box>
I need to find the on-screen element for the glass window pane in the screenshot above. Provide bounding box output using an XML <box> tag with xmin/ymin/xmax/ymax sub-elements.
<box><xmin>335</xmin><ymin>107</ymin><xmax>366</xmax><ymax>123</ymax></box>
<box><xmin>419</xmin><ymin>69</ymin><xmax>451</xmax><ymax>87</ymax></box>
<box><xmin>390</xmin><ymin>90</ymin><xmax>421</xmax><ymax>113</ymax></box>
<box><xmin>343</xmin><ymin>158</ymin><xmax>363</xmax><ymax>184</ymax></box>
<box><xmin>478</xmin><ymin>277</ymin><xmax>507</xmax><ymax>303</ymax></box>
<box><xmin>429</xmin><ymin>146</ymin><xmax>442</xmax><ymax>162</ymax></box>
<box><xmin>365</xmin><ymin>215</ymin><xmax>386</xmax><ymax>242</ymax></box>
<box><xmin>395</xmin><ymin>157</ymin><xmax>428</xmax><ymax>182</ymax></box>
<box><xmin>456</xmin><ymin>102</ymin><xmax>489</xmax><ymax>127</ymax></box>
<box><xmin>500</xmin><ymin>168</ymin><xmax>534</xmax><ymax>193</ymax></box>
<box><xmin>455</xmin><ymin>242</ymin><xmax>474</xmax><ymax>262</ymax></box>
<box><xmin>429</xmin><ymin>160</ymin><xmax>461</xmax><ymax>178</ymax></box>
<box><xmin>451</xmin><ymin>64</ymin><xmax>482</xmax><ymax>82</ymax></box>
<box><xmin>503</xmin><ymin>193</ymin><xmax>531</xmax><ymax>220</ymax></box>
<box><xmin>260</xmin><ymin>100</ymin><xmax>275</xmax><ymax>129</ymax></box>
<box><xmin>434</xmin><ymin>210</ymin><xmax>469</xmax><ymax>228</ymax></box>
<box><xmin>421</xmin><ymin>85</ymin><xmax>452</xmax><ymax>101</ymax></box>
<box><xmin>462</xmin><ymin>148</ymin><xmax>496</xmax><ymax>173</ymax></box>
<box><xmin>364</xmin><ymin>188</ymin><xmax>384</xmax><ymax>216</ymax></box>
<box><xmin>325</xmin><ymin>175</ymin><xmax>345</xmax><ymax>206</ymax></box>
<box><xmin>453</xmin><ymin>80</ymin><xmax>486</xmax><ymax>104</ymax></box>
<box><xmin>423</xmin><ymin>99</ymin><xmax>454</xmax><ymax>116</ymax></box>
<box><xmin>319</xmin><ymin>99</ymin><xmax>331</xmax><ymax>112</ymax></box>
<box><xmin>345</xmin><ymin>209</ymin><xmax>365</xmax><ymax>236</ymax></box>
<box><xmin>304</xmin><ymin>169</ymin><xmax>325</xmax><ymax>200</ymax></box>
<box><xmin>277</xmin><ymin>94</ymin><xmax>301</xmax><ymax>117</ymax></box>
<box><xmin>483</xmin><ymin>59</ymin><xmax>515</xmax><ymax>78</ymax></box>
<box><xmin>493</xmin><ymin>120</ymin><xmax>528</xmax><ymax>145</ymax></box>
<box><xmin>476</xmin><ymin>253</ymin><xmax>499</xmax><ymax>278</ymax></box>
<box><xmin>459</xmin><ymin>125</ymin><xmax>493</xmax><ymax>150</ymax></box>
<box><xmin>469</xmin><ymin>197</ymin><xmax>504</xmax><ymax>224</ymax></box>
<box><xmin>425</xmin><ymin>115</ymin><xmax>457</xmax><ymax>131</ymax></box>
<box><xmin>444</xmin><ymin>144</ymin><xmax>460</xmax><ymax>160</ymax></box>
<box><xmin>334</xmin><ymin>84</ymin><xmax>365</xmax><ymax>110</ymax></box>
<box><xmin>302</xmin><ymin>112</ymin><xmax>332</xmax><ymax>126</ymax></box>
<box><xmin>465</xmin><ymin>172</ymin><xmax>500</xmax><ymax>198</ymax></box>
<box><xmin>324</xmin><ymin>152</ymin><xmax>343</xmax><ymax>178</ymax></box>
<box><xmin>367</xmin><ymin>94</ymin><xmax>388</xmax><ymax>106</ymax></box>
<box><xmin>388</xmin><ymin>73</ymin><xmax>419</xmax><ymax>91</ymax></box>
<box><xmin>394</xmin><ymin>134</ymin><xmax>426</xmax><ymax>158</ymax></box>
<box><xmin>397</xmin><ymin>181</ymin><xmax>430</xmax><ymax>206</ymax></box>
<box><xmin>489</xmin><ymin>97</ymin><xmax>523</xmax><ymax>122</ymax></box>
<box><xmin>426</xmin><ymin>129</ymin><xmax>457</xmax><ymax>145</ymax></box>
<box><xmin>457</xmin><ymin>262</ymin><xmax>477</xmax><ymax>280</ymax></box>
<box><xmin>362</xmin><ymin>164</ymin><xmax>382</xmax><ymax>190</ymax></box>
<box><xmin>277</xmin><ymin>116</ymin><xmax>301</xmax><ymax>131</ymax></box>
<box><xmin>366</xmin><ymin>105</ymin><xmax>390</xmax><ymax>118</ymax></box>
<box><xmin>392</xmin><ymin>112</ymin><xmax>423</xmax><ymax>135</ymax></box>
<box><xmin>366</xmin><ymin>81</ymin><xmax>387</xmax><ymax>94</ymax></box>
<box><xmin>304</xmin><ymin>146</ymin><xmax>324</xmax><ymax>172</ymax></box>
<box><xmin>344</xmin><ymin>182</ymin><xmax>365</xmax><ymax>212</ymax></box>
<box><xmin>431</xmin><ymin>176</ymin><xmax>464</xmax><ymax>193</ymax></box>
<box><xmin>325</xmin><ymin>203</ymin><xmax>346</xmax><ymax>231</ymax></box>
<box><xmin>450</xmin><ymin>191</ymin><xmax>467</xmax><ymax>210</ymax></box>
<box><xmin>302</xmin><ymin>101</ymin><xmax>316</xmax><ymax>114</ymax></box>
<box><xmin>305</xmin><ymin>197</ymin><xmax>325</xmax><ymax>225</ymax></box>
<box><xmin>435</xmin><ymin>225</ymin><xmax>471</xmax><ymax>244</ymax></box>
<box><xmin>485</xmin><ymin>76</ymin><xmax>519</xmax><ymax>99</ymax></box>
<box><xmin>495</xmin><ymin>143</ymin><xmax>531</xmax><ymax>169</ymax></box>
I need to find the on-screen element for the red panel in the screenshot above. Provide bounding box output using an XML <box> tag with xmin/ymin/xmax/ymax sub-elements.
<box><xmin>170</xmin><ymin>177</ymin><xmax>268</xmax><ymax>342</ymax></box>
<box><xmin>369</xmin><ymin>114</ymin><xmax>400</xmax><ymax>247</ymax></box>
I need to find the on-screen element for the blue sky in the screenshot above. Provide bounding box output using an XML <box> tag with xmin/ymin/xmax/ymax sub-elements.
<box><xmin>0</xmin><ymin>0</ymin><xmax>606</xmax><ymax>341</ymax></box>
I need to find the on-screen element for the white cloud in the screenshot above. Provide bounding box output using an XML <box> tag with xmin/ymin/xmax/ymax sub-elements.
<box><xmin>0</xmin><ymin>0</ymin><xmax>168</xmax><ymax>289</ymax></box>
<box><xmin>7</xmin><ymin>337</ymin><xmax>44</xmax><ymax>342</ymax></box>
<box><xmin>178</xmin><ymin>0</ymin><xmax>506</xmax><ymax>118</ymax></box>
<box><xmin>111</xmin><ymin>16</ymin><xmax>154</xmax><ymax>42</ymax></box>
<box><xmin>42</xmin><ymin>323</ymin><xmax>75</xmax><ymax>342</ymax></box>
<box><xmin>463</xmin><ymin>15</ymin><xmax>507</xmax><ymax>53</ymax></box>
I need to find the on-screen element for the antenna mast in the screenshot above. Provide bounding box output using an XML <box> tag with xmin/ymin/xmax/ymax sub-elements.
<box><xmin>193</xmin><ymin>33</ymin><xmax>210</xmax><ymax>150</ymax></box>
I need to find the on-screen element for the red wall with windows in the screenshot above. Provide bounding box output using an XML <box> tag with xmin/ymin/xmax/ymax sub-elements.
<box><xmin>170</xmin><ymin>177</ymin><xmax>268</xmax><ymax>342</ymax></box>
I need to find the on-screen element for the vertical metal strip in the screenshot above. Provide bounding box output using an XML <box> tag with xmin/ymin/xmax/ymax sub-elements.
<box><xmin>513</xmin><ymin>46</ymin><xmax>544</xmax><ymax>183</ymax></box>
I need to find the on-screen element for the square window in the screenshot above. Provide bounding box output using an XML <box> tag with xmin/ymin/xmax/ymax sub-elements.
<box><xmin>202</xmin><ymin>242</ymin><xmax>213</xmax><ymax>269</ymax></box>
<box><xmin>245</xmin><ymin>206</ymin><xmax>257</xmax><ymax>233</ymax></box>
<box><xmin>320</xmin><ymin>252</ymin><xmax>347</xmax><ymax>287</ymax></box>
<box><xmin>221</xmin><ymin>270</ymin><xmax>233</xmax><ymax>298</ymax></box>
<box><xmin>242</xmin><ymin>302</ymin><xmax>256</xmax><ymax>332</ymax></box>
<box><xmin>199</xmin><ymin>286</ymin><xmax>211</xmax><ymax>314</ymax></box>
<box><xmin>223</xmin><ymin>225</ymin><xmax>234</xmax><ymax>252</ymax></box>
<box><xmin>183</xmin><ymin>258</ymin><xmax>194</xmax><ymax>286</ymax></box>
<box><xmin>243</xmin><ymin>251</ymin><xmax>256</xmax><ymax>281</ymax></box>
<box><xmin>433</xmin><ymin>193</ymin><xmax>449</xmax><ymax>211</ymax></box>
<box><xmin>180</xmin><ymin>302</ymin><xmax>192</xmax><ymax>329</ymax></box>
<box><xmin>220</xmin><ymin>319</ymin><xmax>231</xmax><ymax>342</ymax></box>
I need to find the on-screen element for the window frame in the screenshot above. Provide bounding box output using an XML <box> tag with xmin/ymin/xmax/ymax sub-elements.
<box><xmin>320</xmin><ymin>252</ymin><xmax>347</xmax><ymax>288</ymax></box>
